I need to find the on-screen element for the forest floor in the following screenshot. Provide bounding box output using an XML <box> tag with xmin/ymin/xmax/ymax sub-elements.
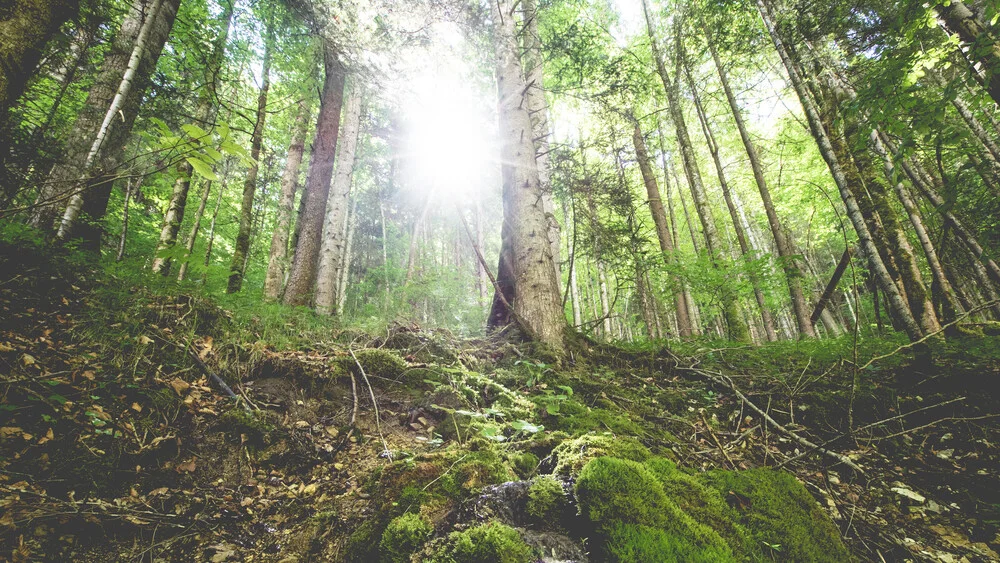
<box><xmin>0</xmin><ymin>238</ymin><xmax>998</xmax><ymax>562</ymax></box>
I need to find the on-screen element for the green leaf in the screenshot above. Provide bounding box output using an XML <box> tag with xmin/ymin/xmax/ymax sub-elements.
<box><xmin>186</xmin><ymin>157</ymin><xmax>218</xmax><ymax>181</ymax></box>
<box><xmin>511</xmin><ymin>420</ymin><xmax>544</xmax><ymax>433</ymax></box>
<box><xmin>181</xmin><ymin>124</ymin><xmax>209</xmax><ymax>140</ymax></box>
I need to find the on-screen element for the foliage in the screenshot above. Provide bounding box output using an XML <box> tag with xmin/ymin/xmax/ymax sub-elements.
<box><xmin>380</xmin><ymin>513</ymin><xmax>433</xmax><ymax>563</ymax></box>
<box><xmin>425</xmin><ymin>521</ymin><xmax>534</xmax><ymax>563</ymax></box>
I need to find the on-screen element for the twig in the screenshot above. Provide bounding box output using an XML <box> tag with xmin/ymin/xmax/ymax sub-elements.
<box><xmin>349</xmin><ymin>370</ymin><xmax>359</xmax><ymax>426</ymax></box>
<box><xmin>682</xmin><ymin>365</ymin><xmax>865</xmax><ymax>474</ymax></box>
<box><xmin>349</xmin><ymin>346</ymin><xmax>391</xmax><ymax>461</ymax></box>
<box><xmin>701</xmin><ymin>412</ymin><xmax>736</xmax><ymax>469</ymax></box>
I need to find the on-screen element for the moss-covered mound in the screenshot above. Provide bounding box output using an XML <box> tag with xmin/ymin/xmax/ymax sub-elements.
<box><xmin>574</xmin><ymin>456</ymin><xmax>849</xmax><ymax>562</ymax></box>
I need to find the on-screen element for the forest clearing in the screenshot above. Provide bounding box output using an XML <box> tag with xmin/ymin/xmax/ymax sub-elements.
<box><xmin>1</xmin><ymin>0</ymin><xmax>999</xmax><ymax>560</ymax></box>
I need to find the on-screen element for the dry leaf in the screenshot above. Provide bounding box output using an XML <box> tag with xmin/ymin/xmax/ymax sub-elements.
<box><xmin>131</xmin><ymin>402</ymin><xmax>142</xmax><ymax>413</ymax></box>
<box><xmin>138</xmin><ymin>335</ymin><xmax>154</xmax><ymax>345</ymax></box>
<box><xmin>21</xmin><ymin>354</ymin><xmax>35</xmax><ymax>366</ymax></box>
<box><xmin>170</xmin><ymin>378</ymin><xmax>190</xmax><ymax>395</ymax></box>
<box><xmin>175</xmin><ymin>459</ymin><xmax>196</xmax><ymax>473</ymax></box>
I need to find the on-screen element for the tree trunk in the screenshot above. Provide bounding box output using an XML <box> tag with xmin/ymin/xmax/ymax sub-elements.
<box><xmin>486</xmin><ymin>0</ymin><xmax>566</xmax><ymax>350</ymax></box>
<box><xmin>49</xmin><ymin>0</ymin><xmax>179</xmax><ymax>249</ymax></box>
<box><xmin>563</xmin><ymin>196</ymin><xmax>583</xmax><ymax>327</ymax></box>
<box><xmin>657</xmin><ymin>120</ymin><xmax>699</xmax><ymax>335</ymax></box>
<box><xmin>151</xmin><ymin>2</ymin><xmax>233</xmax><ymax>275</ymax></box>
<box><xmin>226</xmin><ymin>23</ymin><xmax>272</xmax><ymax>293</ymax></box>
<box><xmin>521</xmin><ymin>0</ymin><xmax>562</xmax><ymax>290</ymax></box>
<box><xmin>632</xmin><ymin>119</ymin><xmax>691</xmax><ymax>337</ymax></box>
<box><xmin>0</xmin><ymin>0</ymin><xmax>80</xmax><ymax>194</ymax></box>
<box><xmin>315</xmin><ymin>82</ymin><xmax>362</xmax><ymax>315</ymax></box>
<box><xmin>262</xmin><ymin>101</ymin><xmax>310</xmax><ymax>298</ymax></box>
<box><xmin>282</xmin><ymin>43</ymin><xmax>347</xmax><ymax>306</ymax></box>
<box><xmin>337</xmin><ymin>198</ymin><xmax>358</xmax><ymax>315</ymax></box>
<box><xmin>758</xmin><ymin>0</ymin><xmax>923</xmax><ymax>341</ymax></box>
<box><xmin>642</xmin><ymin>1</ymin><xmax>749</xmax><ymax>342</ymax></box>
<box><xmin>201</xmin><ymin>174</ymin><xmax>225</xmax><ymax>284</ymax></box>
<box><xmin>116</xmin><ymin>176</ymin><xmax>135</xmax><ymax>261</ymax></box>
<box><xmin>682</xmin><ymin>57</ymin><xmax>777</xmax><ymax>341</ymax></box>
<box><xmin>706</xmin><ymin>32</ymin><xmax>816</xmax><ymax>338</ymax></box>
<box><xmin>936</xmin><ymin>1</ymin><xmax>1000</xmax><ymax>107</ymax></box>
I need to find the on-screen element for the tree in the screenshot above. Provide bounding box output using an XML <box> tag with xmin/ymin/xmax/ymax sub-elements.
<box><xmin>227</xmin><ymin>18</ymin><xmax>272</xmax><ymax>293</ymax></box>
<box><xmin>315</xmin><ymin>80</ymin><xmax>362</xmax><ymax>315</ymax></box>
<box><xmin>487</xmin><ymin>0</ymin><xmax>566</xmax><ymax>350</ymax></box>
<box><xmin>282</xmin><ymin>42</ymin><xmax>347</xmax><ymax>306</ymax></box>
<box><xmin>263</xmin><ymin>100</ymin><xmax>311</xmax><ymax>300</ymax></box>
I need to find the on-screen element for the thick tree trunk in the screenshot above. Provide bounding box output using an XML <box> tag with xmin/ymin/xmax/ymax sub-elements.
<box><xmin>758</xmin><ymin>0</ymin><xmax>923</xmax><ymax>341</ymax></box>
<box><xmin>521</xmin><ymin>0</ymin><xmax>562</xmax><ymax>290</ymax></box>
<box><xmin>151</xmin><ymin>2</ymin><xmax>232</xmax><ymax>275</ymax></box>
<box><xmin>263</xmin><ymin>100</ymin><xmax>311</xmax><ymax>300</ymax></box>
<box><xmin>0</xmin><ymin>0</ymin><xmax>80</xmax><ymax>194</ymax></box>
<box><xmin>226</xmin><ymin>25</ymin><xmax>272</xmax><ymax>293</ymax></box>
<box><xmin>282</xmin><ymin>43</ymin><xmax>347</xmax><ymax>306</ymax></box>
<box><xmin>632</xmin><ymin>120</ymin><xmax>691</xmax><ymax>337</ymax></box>
<box><xmin>682</xmin><ymin>58</ymin><xmax>777</xmax><ymax>341</ymax></box>
<box><xmin>706</xmin><ymin>33</ymin><xmax>816</xmax><ymax>338</ymax></box>
<box><xmin>315</xmin><ymin>83</ymin><xmax>362</xmax><ymax>315</ymax></box>
<box><xmin>486</xmin><ymin>0</ymin><xmax>566</xmax><ymax>350</ymax></box>
<box><xmin>642</xmin><ymin>1</ymin><xmax>749</xmax><ymax>342</ymax></box>
<box><xmin>48</xmin><ymin>0</ymin><xmax>179</xmax><ymax>249</ymax></box>
<box><xmin>936</xmin><ymin>1</ymin><xmax>1000</xmax><ymax>107</ymax></box>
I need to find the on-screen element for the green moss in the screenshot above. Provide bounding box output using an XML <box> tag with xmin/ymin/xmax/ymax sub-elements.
<box><xmin>380</xmin><ymin>513</ymin><xmax>433</xmax><ymax>563</ymax></box>
<box><xmin>344</xmin><ymin>519</ymin><xmax>386</xmax><ymax>563</ymax></box>
<box><xmin>439</xmin><ymin>449</ymin><xmax>517</xmax><ymax>498</ymax></box>
<box><xmin>549</xmin><ymin>433</ymin><xmax>650</xmax><ymax>475</ymax></box>
<box><xmin>701</xmin><ymin>469</ymin><xmax>850</xmax><ymax>562</ymax></box>
<box><xmin>603</xmin><ymin>522</ymin><xmax>733</xmax><ymax>563</ymax></box>
<box><xmin>427</xmin><ymin>521</ymin><xmax>534</xmax><ymax>563</ymax></box>
<box><xmin>350</xmin><ymin>348</ymin><xmax>408</xmax><ymax>381</ymax></box>
<box><xmin>575</xmin><ymin>457</ymin><xmax>736</xmax><ymax>562</ymax></box>
<box><xmin>508</xmin><ymin>451</ymin><xmax>539</xmax><ymax>479</ymax></box>
<box><xmin>217</xmin><ymin>407</ymin><xmax>274</xmax><ymax>442</ymax></box>
<box><xmin>575</xmin><ymin>457</ymin><xmax>667</xmax><ymax>526</ymax></box>
<box><xmin>644</xmin><ymin>458</ymin><xmax>756</xmax><ymax>559</ymax></box>
<box><xmin>526</xmin><ymin>476</ymin><xmax>565</xmax><ymax>520</ymax></box>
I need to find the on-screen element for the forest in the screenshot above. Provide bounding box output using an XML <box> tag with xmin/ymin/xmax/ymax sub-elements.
<box><xmin>1</xmin><ymin>0</ymin><xmax>999</xmax><ymax>560</ymax></box>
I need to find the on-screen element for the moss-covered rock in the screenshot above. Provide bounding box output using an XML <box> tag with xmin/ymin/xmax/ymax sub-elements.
<box><xmin>701</xmin><ymin>468</ymin><xmax>850</xmax><ymax>562</ymax></box>
<box><xmin>575</xmin><ymin>457</ymin><xmax>736</xmax><ymax>562</ymax></box>
<box><xmin>217</xmin><ymin>407</ymin><xmax>275</xmax><ymax>443</ymax></box>
<box><xmin>425</xmin><ymin>521</ymin><xmax>534</xmax><ymax>563</ymax></box>
<box><xmin>548</xmin><ymin>433</ymin><xmax>650</xmax><ymax>475</ymax></box>
<box><xmin>508</xmin><ymin>451</ymin><xmax>538</xmax><ymax>479</ymax></box>
<box><xmin>380</xmin><ymin>513</ymin><xmax>433</xmax><ymax>563</ymax></box>
<box><xmin>526</xmin><ymin>475</ymin><xmax>565</xmax><ymax>521</ymax></box>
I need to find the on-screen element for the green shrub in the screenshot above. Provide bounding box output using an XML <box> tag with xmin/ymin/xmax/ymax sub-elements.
<box><xmin>380</xmin><ymin>513</ymin><xmax>433</xmax><ymax>563</ymax></box>
<box><xmin>526</xmin><ymin>476</ymin><xmax>565</xmax><ymax>520</ymax></box>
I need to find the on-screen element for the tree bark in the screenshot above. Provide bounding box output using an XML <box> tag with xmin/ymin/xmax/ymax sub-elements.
<box><xmin>706</xmin><ymin>32</ymin><xmax>816</xmax><ymax>338</ymax></box>
<box><xmin>337</xmin><ymin>198</ymin><xmax>358</xmax><ymax>315</ymax></box>
<box><xmin>0</xmin><ymin>0</ymin><xmax>80</xmax><ymax>193</ymax></box>
<box><xmin>263</xmin><ymin>100</ymin><xmax>311</xmax><ymax>300</ymax></box>
<box><xmin>758</xmin><ymin>0</ymin><xmax>923</xmax><ymax>341</ymax></box>
<box><xmin>486</xmin><ymin>0</ymin><xmax>566</xmax><ymax>350</ymax></box>
<box><xmin>521</xmin><ymin>0</ymin><xmax>562</xmax><ymax>290</ymax></box>
<box><xmin>151</xmin><ymin>2</ymin><xmax>233</xmax><ymax>275</ymax></box>
<box><xmin>226</xmin><ymin>22</ymin><xmax>272</xmax><ymax>293</ymax></box>
<box><xmin>936</xmin><ymin>1</ymin><xmax>1000</xmax><ymax>107</ymax></box>
<box><xmin>116</xmin><ymin>176</ymin><xmax>135</xmax><ymax>261</ymax></box>
<box><xmin>315</xmin><ymin>82</ymin><xmax>362</xmax><ymax>315</ymax></box>
<box><xmin>642</xmin><ymin>1</ymin><xmax>749</xmax><ymax>342</ymax></box>
<box><xmin>282</xmin><ymin>43</ymin><xmax>347</xmax><ymax>306</ymax></box>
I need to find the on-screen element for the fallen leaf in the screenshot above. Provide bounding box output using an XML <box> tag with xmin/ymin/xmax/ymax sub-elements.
<box><xmin>138</xmin><ymin>335</ymin><xmax>154</xmax><ymax>345</ymax></box>
<box><xmin>131</xmin><ymin>402</ymin><xmax>142</xmax><ymax>413</ymax></box>
<box><xmin>0</xmin><ymin>427</ymin><xmax>24</xmax><ymax>439</ymax></box>
<box><xmin>21</xmin><ymin>354</ymin><xmax>36</xmax><ymax>366</ymax></box>
<box><xmin>175</xmin><ymin>459</ymin><xmax>197</xmax><ymax>473</ymax></box>
<box><xmin>170</xmin><ymin>378</ymin><xmax>190</xmax><ymax>395</ymax></box>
